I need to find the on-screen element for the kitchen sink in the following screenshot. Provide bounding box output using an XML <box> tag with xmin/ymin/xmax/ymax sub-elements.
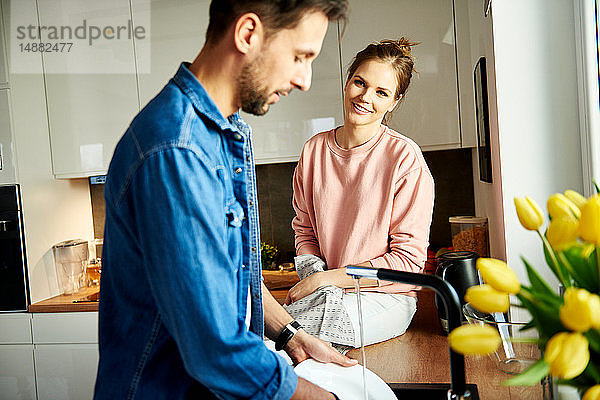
<box><xmin>389</xmin><ymin>383</ymin><xmax>479</xmax><ymax>399</ymax></box>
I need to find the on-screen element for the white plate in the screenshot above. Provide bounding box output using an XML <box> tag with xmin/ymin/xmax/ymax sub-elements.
<box><xmin>294</xmin><ymin>359</ymin><xmax>397</xmax><ymax>400</ymax></box>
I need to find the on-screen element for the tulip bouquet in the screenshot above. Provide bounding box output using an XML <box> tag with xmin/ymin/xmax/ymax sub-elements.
<box><xmin>447</xmin><ymin>189</ymin><xmax>600</xmax><ymax>399</ymax></box>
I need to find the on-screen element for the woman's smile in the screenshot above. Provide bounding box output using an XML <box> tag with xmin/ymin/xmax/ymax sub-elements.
<box><xmin>351</xmin><ymin>102</ymin><xmax>373</xmax><ymax>114</ymax></box>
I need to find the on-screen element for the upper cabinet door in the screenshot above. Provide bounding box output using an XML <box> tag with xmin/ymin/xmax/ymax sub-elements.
<box><xmin>243</xmin><ymin>22</ymin><xmax>343</xmax><ymax>163</ymax></box>
<box><xmin>132</xmin><ymin>0</ymin><xmax>211</xmax><ymax>107</ymax></box>
<box><xmin>0</xmin><ymin>89</ymin><xmax>18</xmax><ymax>184</ymax></box>
<box><xmin>132</xmin><ymin>0</ymin><xmax>342</xmax><ymax>164</ymax></box>
<box><xmin>38</xmin><ymin>0</ymin><xmax>140</xmax><ymax>178</ymax></box>
<box><xmin>0</xmin><ymin>0</ymin><xmax>8</xmax><ymax>86</ymax></box>
<box><xmin>340</xmin><ymin>0</ymin><xmax>461</xmax><ymax>150</ymax></box>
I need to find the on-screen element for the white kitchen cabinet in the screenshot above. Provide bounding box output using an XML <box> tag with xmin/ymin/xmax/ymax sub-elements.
<box><xmin>242</xmin><ymin>22</ymin><xmax>343</xmax><ymax>163</ymax></box>
<box><xmin>31</xmin><ymin>312</ymin><xmax>98</xmax><ymax>344</ymax></box>
<box><xmin>131</xmin><ymin>0</ymin><xmax>342</xmax><ymax>164</ymax></box>
<box><xmin>0</xmin><ymin>344</ymin><xmax>36</xmax><ymax>400</ymax></box>
<box><xmin>32</xmin><ymin>312</ymin><xmax>98</xmax><ymax>400</ymax></box>
<box><xmin>0</xmin><ymin>314</ymin><xmax>36</xmax><ymax>400</ymax></box>
<box><xmin>340</xmin><ymin>0</ymin><xmax>464</xmax><ymax>150</ymax></box>
<box><xmin>34</xmin><ymin>344</ymin><xmax>98</xmax><ymax>400</ymax></box>
<box><xmin>0</xmin><ymin>89</ymin><xmax>18</xmax><ymax>184</ymax></box>
<box><xmin>0</xmin><ymin>313</ymin><xmax>32</xmax><ymax>344</ymax></box>
<box><xmin>132</xmin><ymin>0</ymin><xmax>210</xmax><ymax>107</ymax></box>
<box><xmin>37</xmin><ymin>0</ymin><xmax>140</xmax><ymax>178</ymax></box>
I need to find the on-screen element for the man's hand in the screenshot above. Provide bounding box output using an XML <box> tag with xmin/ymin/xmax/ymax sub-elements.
<box><xmin>285</xmin><ymin>272</ymin><xmax>327</xmax><ymax>305</ymax></box>
<box><xmin>284</xmin><ymin>329</ymin><xmax>358</xmax><ymax>367</ymax></box>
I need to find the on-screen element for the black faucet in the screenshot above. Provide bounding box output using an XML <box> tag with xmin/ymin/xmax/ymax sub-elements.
<box><xmin>346</xmin><ymin>266</ymin><xmax>471</xmax><ymax>400</ymax></box>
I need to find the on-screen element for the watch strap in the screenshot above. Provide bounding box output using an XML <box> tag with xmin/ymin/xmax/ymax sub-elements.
<box><xmin>275</xmin><ymin>320</ymin><xmax>302</xmax><ymax>351</ymax></box>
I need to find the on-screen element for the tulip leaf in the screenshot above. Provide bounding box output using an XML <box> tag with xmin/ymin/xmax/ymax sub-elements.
<box><xmin>503</xmin><ymin>359</ymin><xmax>550</xmax><ymax>386</ymax></box>
<box><xmin>585</xmin><ymin>330</ymin><xmax>600</xmax><ymax>355</ymax></box>
<box><xmin>557</xmin><ymin>252</ymin><xmax>588</xmax><ymax>291</ymax></box>
<box><xmin>594</xmin><ymin>179</ymin><xmax>600</xmax><ymax>194</ymax></box>
<box><xmin>522</xmin><ymin>257</ymin><xmax>559</xmax><ymax>298</ymax></box>
<box><xmin>542</xmin><ymin>243</ymin><xmax>571</xmax><ymax>286</ymax></box>
<box><xmin>562</xmin><ymin>247</ymin><xmax>599</xmax><ymax>292</ymax></box>
<box><xmin>590</xmin><ymin>248</ymin><xmax>600</xmax><ymax>291</ymax></box>
<box><xmin>520</xmin><ymin>286</ymin><xmax>562</xmax><ymax>308</ymax></box>
<box><xmin>516</xmin><ymin>291</ymin><xmax>563</xmax><ymax>340</ymax></box>
<box><xmin>518</xmin><ymin>319</ymin><xmax>537</xmax><ymax>332</ymax></box>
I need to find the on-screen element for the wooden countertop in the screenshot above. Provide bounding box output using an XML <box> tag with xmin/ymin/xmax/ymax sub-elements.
<box><xmin>345</xmin><ymin>289</ymin><xmax>543</xmax><ymax>399</ymax></box>
<box><xmin>28</xmin><ymin>286</ymin><xmax>100</xmax><ymax>313</ymax></box>
<box><xmin>27</xmin><ymin>270</ymin><xmax>299</xmax><ymax>313</ymax></box>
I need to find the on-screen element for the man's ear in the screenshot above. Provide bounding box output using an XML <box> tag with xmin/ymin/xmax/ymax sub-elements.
<box><xmin>234</xmin><ymin>13</ymin><xmax>264</xmax><ymax>55</ymax></box>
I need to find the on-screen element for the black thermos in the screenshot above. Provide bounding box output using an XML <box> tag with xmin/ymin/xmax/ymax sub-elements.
<box><xmin>435</xmin><ymin>251</ymin><xmax>480</xmax><ymax>334</ymax></box>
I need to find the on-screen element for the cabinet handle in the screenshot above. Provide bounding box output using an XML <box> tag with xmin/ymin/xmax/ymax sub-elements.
<box><xmin>0</xmin><ymin>220</ymin><xmax>13</xmax><ymax>232</ymax></box>
<box><xmin>485</xmin><ymin>0</ymin><xmax>492</xmax><ymax>17</ymax></box>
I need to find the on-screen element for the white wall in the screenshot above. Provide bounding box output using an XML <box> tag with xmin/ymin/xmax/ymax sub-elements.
<box><xmin>2</xmin><ymin>0</ymin><xmax>94</xmax><ymax>303</ymax></box>
<box><xmin>490</xmin><ymin>0</ymin><xmax>584</xmax><ymax>288</ymax></box>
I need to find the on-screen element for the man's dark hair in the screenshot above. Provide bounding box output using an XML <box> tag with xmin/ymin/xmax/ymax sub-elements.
<box><xmin>205</xmin><ymin>0</ymin><xmax>348</xmax><ymax>44</ymax></box>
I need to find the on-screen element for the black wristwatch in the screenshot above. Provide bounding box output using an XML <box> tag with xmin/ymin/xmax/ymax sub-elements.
<box><xmin>275</xmin><ymin>320</ymin><xmax>302</xmax><ymax>351</ymax></box>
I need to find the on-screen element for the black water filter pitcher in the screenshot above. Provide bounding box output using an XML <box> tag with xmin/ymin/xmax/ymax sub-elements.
<box><xmin>435</xmin><ymin>251</ymin><xmax>480</xmax><ymax>334</ymax></box>
<box><xmin>0</xmin><ymin>185</ymin><xmax>29</xmax><ymax>312</ymax></box>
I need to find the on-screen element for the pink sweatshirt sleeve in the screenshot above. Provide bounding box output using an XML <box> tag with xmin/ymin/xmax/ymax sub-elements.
<box><xmin>292</xmin><ymin>157</ymin><xmax>321</xmax><ymax>257</ymax></box>
<box><xmin>368</xmin><ymin>166</ymin><xmax>435</xmax><ymax>285</ymax></box>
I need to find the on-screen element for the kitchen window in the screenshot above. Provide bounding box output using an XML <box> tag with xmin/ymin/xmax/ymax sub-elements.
<box><xmin>576</xmin><ymin>0</ymin><xmax>600</xmax><ymax>196</ymax></box>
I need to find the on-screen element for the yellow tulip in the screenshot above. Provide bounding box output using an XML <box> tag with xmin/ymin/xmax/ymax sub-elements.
<box><xmin>579</xmin><ymin>195</ymin><xmax>600</xmax><ymax>245</ymax></box>
<box><xmin>559</xmin><ymin>287</ymin><xmax>600</xmax><ymax>332</ymax></box>
<box><xmin>514</xmin><ymin>197</ymin><xmax>544</xmax><ymax>231</ymax></box>
<box><xmin>447</xmin><ymin>324</ymin><xmax>501</xmax><ymax>355</ymax></box>
<box><xmin>583</xmin><ymin>385</ymin><xmax>600</xmax><ymax>400</ymax></box>
<box><xmin>565</xmin><ymin>190</ymin><xmax>587</xmax><ymax>210</ymax></box>
<box><xmin>546</xmin><ymin>216</ymin><xmax>580</xmax><ymax>251</ymax></box>
<box><xmin>476</xmin><ymin>258</ymin><xmax>521</xmax><ymax>294</ymax></box>
<box><xmin>547</xmin><ymin>193</ymin><xmax>581</xmax><ymax>219</ymax></box>
<box><xmin>464</xmin><ymin>284</ymin><xmax>510</xmax><ymax>313</ymax></box>
<box><xmin>544</xmin><ymin>332</ymin><xmax>589</xmax><ymax>379</ymax></box>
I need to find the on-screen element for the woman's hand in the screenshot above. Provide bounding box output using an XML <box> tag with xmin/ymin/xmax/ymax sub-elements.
<box><xmin>285</xmin><ymin>329</ymin><xmax>358</xmax><ymax>367</ymax></box>
<box><xmin>285</xmin><ymin>272</ymin><xmax>328</xmax><ymax>305</ymax></box>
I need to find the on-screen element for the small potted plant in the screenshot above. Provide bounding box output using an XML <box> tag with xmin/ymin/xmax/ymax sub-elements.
<box><xmin>260</xmin><ymin>242</ymin><xmax>279</xmax><ymax>270</ymax></box>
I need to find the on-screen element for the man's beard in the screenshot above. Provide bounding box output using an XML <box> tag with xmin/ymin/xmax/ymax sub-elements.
<box><xmin>239</xmin><ymin>55</ymin><xmax>271</xmax><ymax>116</ymax></box>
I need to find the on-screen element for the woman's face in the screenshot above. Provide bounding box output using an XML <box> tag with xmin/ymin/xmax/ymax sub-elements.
<box><xmin>344</xmin><ymin>59</ymin><xmax>400</xmax><ymax>127</ymax></box>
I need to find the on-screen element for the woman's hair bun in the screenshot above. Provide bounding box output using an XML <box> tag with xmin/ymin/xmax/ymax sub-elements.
<box><xmin>379</xmin><ymin>37</ymin><xmax>418</xmax><ymax>59</ymax></box>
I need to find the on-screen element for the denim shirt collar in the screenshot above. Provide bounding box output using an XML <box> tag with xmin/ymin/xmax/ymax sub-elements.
<box><xmin>172</xmin><ymin>62</ymin><xmax>251</xmax><ymax>138</ymax></box>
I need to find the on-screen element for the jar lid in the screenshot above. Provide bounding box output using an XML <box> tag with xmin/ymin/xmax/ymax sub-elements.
<box><xmin>448</xmin><ymin>216</ymin><xmax>488</xmax><ymax>224</ymax></box>
<box><xmin>53</xmin><ymin>239</ymin><xmax>88</xmax><ymax>248</ymax></box>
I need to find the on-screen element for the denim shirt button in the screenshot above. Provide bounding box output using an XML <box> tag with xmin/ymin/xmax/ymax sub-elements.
<box><xmin>234</xmin><ymin>167</ymin><xmax>242</xmax><ymax>174</ymax></box>
<box><xmin>248</xmin><ymin>200</ymin><xmax>254</xmax><ymax>207</ymax></box>
<box><xmin>251</xmin><ymin>246</ymin><xmax>256</xmax><ymax>252</ymax></box>
<box><xmin>241</xmin><ymin>264</ymin><xmax>246</xmax><ymax>269</ymax></box>
<box><xmin>233</xmin><ymin>133</ymin><xmax>243</xmax><ymax>141</ymax></box>
<box><xmin>246</xmin><ymin>155</ymin><xmax>250</xmax><ymax>162</ymax></box>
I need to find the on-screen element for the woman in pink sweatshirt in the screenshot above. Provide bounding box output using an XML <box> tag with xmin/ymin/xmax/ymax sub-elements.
<box><xmin>286</xmin><ymin>39</ymin><xmax>435</xmax><ymax>350</ymax></box>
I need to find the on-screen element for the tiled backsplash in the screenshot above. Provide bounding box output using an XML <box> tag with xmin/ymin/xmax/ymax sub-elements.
<box><xmin>90</xmin><ymin>148</ymin><xmax>475</xmax><ymax>265</ymax></box>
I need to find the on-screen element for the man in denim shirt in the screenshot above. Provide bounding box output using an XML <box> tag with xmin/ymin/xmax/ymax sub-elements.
<box><xmin>95</xmin><ymin>1</ymin><xmax>355</xmax><ymax>399</ymax></box>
